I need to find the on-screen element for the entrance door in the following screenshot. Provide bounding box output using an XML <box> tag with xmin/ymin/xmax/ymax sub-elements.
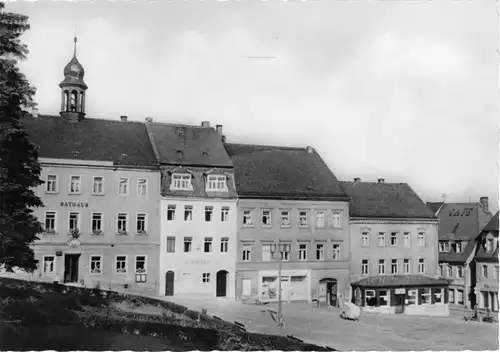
<box><xmin>395</xmin><ymin>295</ymin><xmax>405</xmax><ymax>314</ymax></box>
<box><xmin>280</xmin><ymin>277</ymin><xmax>290</xmax><ymax>302</ymax></box>
<box><xmin>165</xmin><ymin>271</ymin><xmax>174</xmax><ymax>296</ymax></box>
<box><xmin>64</xmin><ymin>254</ymin><xmax>80</xmax><ymax>283</ymax></box>
<box><xmin>327</xmin><ymin>282</ymin><xmax>338</xmax><ymax>307</ymax></box>
<box><xmin>216</xmin><ymin>270</ymin><xmax>228</xmax><ymax>297</ymax></box>
<box><xmin>242</xmin><ymin>278</ymin><xmax>252</xmax><ymax>296</ymax></box>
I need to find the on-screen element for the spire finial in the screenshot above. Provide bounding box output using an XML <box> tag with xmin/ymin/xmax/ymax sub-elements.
<box><xmin>73</xmin><ymin>25</ymin><xmax>78</xmax><ymax>57</ymax></box>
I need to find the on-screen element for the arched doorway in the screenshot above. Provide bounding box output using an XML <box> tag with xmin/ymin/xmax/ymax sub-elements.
<box><xmin>216</xmin><ymin>270</ymin><xmax>228</xmax><ymax>297</ymax></box>
<box><xmin>165</xmin><ymin>271</ymin><xmax>174</xmax><ymax>296</ymax></box>
<box><xmin>319</xmin><ymin>278</ymin><xmax>338</xmax><ymax>307</ymax></box>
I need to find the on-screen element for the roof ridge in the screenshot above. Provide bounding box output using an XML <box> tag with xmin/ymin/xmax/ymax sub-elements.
<box><xmin>38</xmin><ymin>114</ymin><xmax>146</xmax><ymax>125</ymax></box>
<box><xmin>150</xmin><ymin>120</ymin><xmax>215</xmax><ymax>129</ymax></box>
<box><xmin>225</xmin><ymin>142</ymin><xmax>306</xmax><ymax>151</ymax></box>
<box><xmin>340</xmin><ymin>180</ymin><xmax>407</xmax><ymax>185</ymax></box>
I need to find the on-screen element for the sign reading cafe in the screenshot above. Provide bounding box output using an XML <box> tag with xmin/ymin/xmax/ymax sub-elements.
<box><xmin>61</xmin><ymin>201</ymin><xmax>89</xmax><ymax>207</ymax></box>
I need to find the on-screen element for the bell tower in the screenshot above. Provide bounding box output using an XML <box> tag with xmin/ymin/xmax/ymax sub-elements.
<box><xmin>59</xmin><ymin>36</ymin><xmax>88</xmax><ymax>122</ymax></box>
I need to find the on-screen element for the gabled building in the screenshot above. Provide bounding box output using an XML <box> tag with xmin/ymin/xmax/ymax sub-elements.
<box><xmin>473</xmin><ymin>211</ymin><xmax>499</xmax><ymax>313</ymax></box>
<box><xmin>342</xmin><ymin>178</ymin><xmax>450</xmax><ymax>316</ymax></box>
<box><xmin>429</xmin><ymin>198</ymin><xmax>493</xmax><ymax>309</ymax></box>
<box><xmin>152</xmin><ymin>122</ymin><xmax>238</xmax><ymax>298</ymax></box>
<box><xmin>225</xmin><ymin>143</ymin><xmax>351</xmax><ymax>306</ymax></box>
<box><xmin>22</xmin><ymin>39</ymin><xmax>162</xmax><ymax>294</ymax></box>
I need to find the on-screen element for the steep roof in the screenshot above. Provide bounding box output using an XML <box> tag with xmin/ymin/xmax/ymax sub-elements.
<box><xmin>148</xmin><ymin>122</ymin><xmax>232</xmax><ymax>168</ymax></box>
<box><xmin>224</xmin><ymin>143</ymin><xmax>348</xmax><ymax>200</ymax></box>
<box><xmin>439</xmin><ymin>240</ymin><xmax>477</xmax><ymax>264</ymax></box>
<box><xmin>351</xmin><ymin>275</ymin><xmax>451</xmax><ymax>288</ymax></box>
<box><xmin>435</xmin><ymin>203</ymin><xmax>491</xmax><ymax>241</ymax></box>
<box><xmin>426</xmin><ymin>202</ymin><xmax>444</xmax><ymax>215</ymax></box>
<box><xmin>22</xmin><ymin>114</ymin><xmax>157</xmax><ymax>167</ymax></box>
<box><xmin>339</xmin><ymin>181</ymin><xmax>437</xmax><ymax>219</ymax></box>
<box><xmin>483</xmin><ymin>211</ymin><xmax>499</xmax><ymax>232</ymax></box>
<box><xmin>474</xmin><ymin>211</ymin><xmax>499</xmax><ymax>261</ymax></box>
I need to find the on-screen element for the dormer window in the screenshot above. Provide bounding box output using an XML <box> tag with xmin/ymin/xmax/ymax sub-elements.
<box><xmin>486</xmin><ymin>238</ymin><xmax>494</xmax><ymax>253</ymax></box>
<box><xmin>171</xmin><ymin>173</ymin><xmax>192</xmax><ymax>191</ymax></box>
<box><xmin>206</xmin><ymin>175</ymin><xmax>227</xmax><ymax>191</ymax></box>
<box><xmin>439</xmin><ymin>242</ymin><xmax>450</xmax><ymax>252</ymax></box>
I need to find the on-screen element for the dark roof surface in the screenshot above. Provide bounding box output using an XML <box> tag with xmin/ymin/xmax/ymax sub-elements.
<box><xmin>426</xmin><ymin>202</ymin><xmax>444</xmax><ymax>214</ymax></box>
<box><xmin>22</xmin><ymin>115</ymin><xmax>157</xmax><ymax>167</ymax></box>
<box><xmin>474</xmin><ymin>211</ymin><xmax>499</xmax><ymax>261</ymax></box>
<box><xmin>435</xmin><ymin>203</ymin><xmax>491</xmax><ymax>241</ymax></box>
<box><xmin>439</xmin><ymin>240</ymin><xmax>477</xmax><ymax>264</ymax></box>
<box><xmin>149</xmin><ymin>123</ymin><xmax>233</xmax><ymax>167</ymax></box>
<box><xmin>339</xmin><ymin>182</ymin><xmax>437</xmax><ymax>219</ymax></box>
<box><xmin>483</xmin><ymin>211</ymin><xmax>499</xmax><ymax>232</ymax></box>
<box><xmin>224</xmin><ymin>143</ymin><xmax>348</xmax><ymax>200</ymax></box>
<box><xmin>352</xmin><ymin>275</ymin><xmax>451</xmax><ymax>288</ymax></box>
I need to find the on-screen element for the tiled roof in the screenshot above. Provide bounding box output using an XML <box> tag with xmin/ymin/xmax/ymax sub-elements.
<box><xmin>224</xmin><ymin>143</ymin><xmax>349</xmax><ymax>200</ymax></box>
<box><xmin>474</xmin><ymin>211</ymin><xmax>499</xmax><ymax>261</ymax></box>
<box><xmin>426</xmin><ymin>202</ymin><xmax>444</xmax><ymax>215</ymax></box>
<box><xmin>435</xmin><ymin>203</ymin><xmax>491</xmax><ymax>241</ymax></box>
<box><xmin>22</xmin><ymin>114</ymin><xmax>157</xmax><ymax>167</ymax></box>
<box><xmin>351</xmin><ymin>275</ymin><xmax>451</xmax><ymax>288</ymax></box>
<box><xmin>483</xmin><ymin>211</ymin><xmax>499</xmax><ymax>232</ymax></box>
<box><xmin>148</xmin><ymin>122</ymin><xmax>232</xmax><ymax>167</ymax></box>
<box><xmin>339</xmin><ymin>182</ymin><xmax>437</xmax><ymax>219</ymax></box>
<box><xmin>439</xmin><ymin>240</ymin><xmax>476</xmax><ymax>264</ymax></box>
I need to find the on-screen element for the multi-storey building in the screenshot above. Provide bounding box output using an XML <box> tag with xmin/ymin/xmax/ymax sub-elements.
<box><xmin>21</xmin><ymin>40</ymin><xmax>162</xmax><ymax>294</ymax></box>
<box><xmin>342</xmin><ymin>178</ymin><xmax>450</xmax><ymax>316</ymax></box>
<box><xmin>473</xmin><ymin>211</ymin><xmax>499</xmax><ymax>313</ymax></box>
<box><xmin>154</xmin><ymin>122</ymin><xmax>238</xmax><ymax>298</ymax></box>
<box><xmin>427</xmin><ymin>198</ymin><xmax>493</xmax><ymax>309</ymax></box>
<box><xmin>224</xmin><ymin>143</ymin><xmax>351</xmax><ymax>306</ymax></box>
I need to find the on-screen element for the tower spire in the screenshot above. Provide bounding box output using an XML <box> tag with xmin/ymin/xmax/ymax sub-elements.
<box><xmin>73</xmin><ymin>25</ymin><xmax>78</xmax><ymax>57</ymax></box>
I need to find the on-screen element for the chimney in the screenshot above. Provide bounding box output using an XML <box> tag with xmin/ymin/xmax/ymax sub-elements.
<box><xmin>221</xmin><ymin>135</ymin><xmax>226</xmax><ymax>143</ymax></box>
<box><xmin>378</xmin><ymin>178</ymin><xmax>385</xmax><ymax>184</ymax></box>
<box><xmin>32</xmin><ymin>108</ymin><xmax>39</xmax><ymax>118</ymax></box>
<box><xmin>306</xmin><ymin>146</ymin><xmax>314</xmax><ymax>154</ymax></box>
<box><xmin>120</xmin><ymin>115</ymin><xmax>128</xmax><ymax>122</ymax></box>
<box><xmin>201</xmin><ymin>121</ymin><xmax>210</xmax><ymax>128</ymax></box>
<box><xmin>216</xmin><ymin>124</ymin><xmax>223</xmax><ymax>136</ymax></box>
<box><xmin>480</xmin><ymin>197</ymin><xmax>489</xmax><ymax>211</ymax></box>
<box><xmin>145</xmin><ymin>117</ymin><xmax>153</xmax><ymax>124</ymax></box>
<box><xmin>354</xmin><ymin>178</ymin><xmax>361</xmax><ymax>184</ymax></box>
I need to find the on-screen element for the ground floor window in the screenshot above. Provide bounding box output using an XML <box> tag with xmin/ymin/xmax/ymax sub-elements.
<box><xmin>89</xmin><ymin>255</ymin><xmax>102</xmax><ymax>275</ymax></box>
<box><xmin>379</xmin><ymin>290</ymin><xmax>390</xmax><ymax>306</ymax></box>
<box><xmin>261</xmin><ymin>276</ymin><xmax>277</xmax><ymax>300</ymax></box>
<box><xmin>115</xmin><ymin>256</ymin><xmax>127</xmax><ymax>273</ymax></box>
<box><xmin>365</xmin><ymin>289</ymin><xmax>376</xmax><ymax>306</ymax></box>
<box><xmin>407</xmin><ymin>289</ymin><xmax>417</xmax><ymax>306</ymax></box>
<box><xmin>202</xmin><ymin>273</ymin><xmax>211</xmax><ymax>283</ymax></box>
<box><xmin>449</xmin><ymin>289</ymin><xmax>455</xmax><ymax>303</ymax></box>
<box><xmin>456</xmin><ymin>289</ymin><xmax>464</xmax><ymax>305</ymax></box>
<box><xmin>434</xmin><ymin>288</ymin><xmax>443</xmax><ymax>304</ymax></box>
<box><xmin>43</xmin><ymin>256</ymin><xmax>55</xmax><ymax>273</ymax></box>
<box><xmin>421</xmin><ymin>288</ymin><xmax>431</xmax><ymax>304</ymax></box>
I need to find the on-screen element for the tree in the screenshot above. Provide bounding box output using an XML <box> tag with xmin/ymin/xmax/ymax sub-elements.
<box><xmin>0</xmin><ymin>1</ymin><xmax>44</xmax><ymax>272</ymax></box>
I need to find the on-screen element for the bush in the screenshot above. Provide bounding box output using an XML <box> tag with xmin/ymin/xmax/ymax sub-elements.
<box><xmin>2</xmin><ymin>301</ymin><xmax>46</xmax><ymax>324</ymax></box>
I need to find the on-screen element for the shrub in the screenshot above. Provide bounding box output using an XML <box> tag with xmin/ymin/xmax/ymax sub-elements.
<box><xmin>2</xmin><ymin>301</ymin><xmax>46</xmax><ymax>325</ymax></box>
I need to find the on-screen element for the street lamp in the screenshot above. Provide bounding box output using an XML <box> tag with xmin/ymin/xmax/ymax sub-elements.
<box><xmin>270</xmin><ymin>242</ymin><xmax>291</xmax><ymax>327</ymax></box>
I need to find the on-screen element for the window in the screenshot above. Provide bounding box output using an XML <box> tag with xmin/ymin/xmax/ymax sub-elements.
<box><xmin>332</xmin><ymin>212</ymin><xmax>341</xmax><ymax>228</ymax></box>
<box><xmin>282</xmin><ymin>250</ymin><xmax>290</xmax><ymax>261</ymax></box>
<box><xmin>446</xmin><ymin>265</ymin><xmax>452</xmax><ymax>277</ymax></box>
<box><xmin>457</xmin><ymin>266</ymin><xmax>464</xmax><ymax>279</ymax></box>
<box><xmin>495</xmin><ymin>266</ymin><xmax>499</xmax><ymax>279</ymax></box>
<box><xmin>403</xmin><ymin>259</ymin><xmax>410</xmax><ymax>274</ymax></box>
<box><xmin>418</xmin><ymin>258</ymin><xmax>425</xmax><ymax>274</ymax></box>
<box><xmin>365</xmin><ymin>290</ymin><xmax>376</xmax><ymax>306</ymax></box>
<box><xmin>91</xmin><ymin>213</ymin><xmax>102</xmax><ymax>232</ymax></box>
<box><xmin>379</xmin><ymin>290</ymin><xmax>390</xmax><ymax>306</ymax></box>
<box><xmin>332</xmin><ymin>244</ymin><xmax>340</xmax><ymax>260</ymax></box>
<box><xmin>172</xmin><ymin>173</ymin><xmax>192</xmax><ymax>190</ymax></box>
<box><xmin>390</xmin><ymin>232</ymin><xmax>398</xmax><ymax>246</ymax></box>
<box><xmin>261</xmin><ymin>244</ymin><xmax>271</xmax><ymax>261</ymax></box>
<box><xmin>69</xmin><ymin>176</ymin><xmax>81</xmax><ymax>194</ymax></box>
<box><xmin>299</xmin><ymin>211</ymin><xmax>308</xmax><ymax>227</ymax></box>
<box><xmin>118</xmin><ymin>178</ymin><xmax>129</xmax><ymax>195</ymax></box>
<box><xmin>117</xmin><ymin>213</ymin><xmax>128</xmax><ymax>233</ymax></box>
<box><xmin>205</xmin><ymin>206</ymin><xmax>213</xmax><ymax>222</ymax></box>
<box><xmin>69</xmin><ymin>212</ymin><xmax>79</xmax><ymax>231</ymax></box>
<box><xmin>43</xmin><ymin>256</ymin><xmax>55</xmax><ymax>273</ymax></box>
<box><xmin>434</xmin><ymin>288</ymin><xmax>443</xmax><ymax>304</ymax></box>
<box><xmin>407</xmin><ymin>289</ymin><xmax>417</xmax><ymax>305</ymax></box>
<box><xmin>378</xmin><ymin>233</ymin><xmax>386</xmax><ymax>247</ymax></box>
<box><xmin>204</xmin><ymin>237</ymin><xmax>213</xmax><ymax>253</ymax></box>
<box><xmin>487</xmin><ymin>238</ymin><xmax>494</xmax><ymax>252</ymax></box>
<box><xmin>115</xmin><ymin>256</ymin><xmax>127</xmax><ymax>273</ymax></box>
<box><xmin>183</xmin><ymin>237</ymin><xmax>192</xmax><ymax>252</ymax></box>
<box><xmin>361</xmin><ymin>259</ymin><xmax>369</xmax><ymax>275</ymax></box>
<box><xmin>46</xmin><ymin>175</ymin><xmax>57</xmax><ymax>193</ymax></box>
<box><xmin>421</xmin><ymin>288</ymin><xmax>431</xmax><ymax>304</ymax></box>
<box><xmin>262</xmin><ymin>210</ymin><xmax>272</xmax><ymax>227</ymax></box>
<box><xmin>207</xmin><ymin>175</ymin><xmax>227</xmax><ymax>191</ymax></box>
<box><xmin>92</xmin><ymin>176</ymin><xmax>104</xmax><ymax>195</ymax></box>
<box><xmin>221</xmin><ymin>207</ymin><xmax>229</xmax><ymax>222</ymax></box>
<box><xmin>361</xmin><ymin>232</ymin><xmax>369</xmax><ymax>247</ymax></box>
<box><xmin>202</xmin><ymin>273</ymin><xmax>211</xmax><ymax>283</ymax></box>
<box><xmin>167</xmin><ymin>205</ymin><xmax>176</xmax><ymax>221</ymax></box>
<box><xmin>391</xmin><ymin>259</ymin><xmax>398</xmax><ymax>274</ymax></box>
<box><xmin>184</xmin><ymin>206</ymin><xmax>193</xmax><ymax>221</ymax></box>
<box><xmin>378</xmin><ymin>259</ymin><xmax>385</xmax><ymax>274</ymax></box>
<box><xmin>439</xmin><ymin>242</ymin><xmax>450</xmax><ymax>252</ymax></box>
<box><xmin>418</xmin><ymin>232</ymin><xmax>425</xmax><ymax>246</ymax></box>
<box><xmin>316</xmin><ymin>211</ymin><xmax>325</xmax><ymax>228</ymax></box>
<box><xmin>137</xmin><ymin>178</ymin><xmax>148</xmax><ymax>196</ymax></box>
<box><xmin>299</xmin><ymin>244</ymin><xmax>307</xmax><ymax>261</ymax></box>
<box><xmin>166</xmin><ymin>237</ymin><xmax>175</xmax><ymax>253</ymax></box>
<box><xmin>242</xmin><ymin>244</ymin><xmax>251</xmax><ymax>261</ymax></box>
<box><xmin>455</xmin><ymin>241</ymin><xmax>462</xmax><ymax>253</ymax></box>
<box><xmin>482</xmin><ymin>264</ymin><xmax>488</xmax><ymax>278</ymax></box>
<box><xmin>243</xmin><ymin>210</ymin><xmax>253</xmax><ymax>226</ymax></box>
<box><xmin>457</xmin><ymin>289</ymin><xmax>464</xmax><ymax>305</ymax></box>
<box><xmin>316</xmin><ymin>244</ymin><xmax>324</xmax><ymax>261</ymax></box>
<box><xmin>449</xmin><ymin>289</ymin><xmax>455</xmax><ymax>304</ymax></box>
<box><xmin>220</xmin><ymin>237</ymin><xmax>229</xmax><ymax>252</ymax></box>
<box><xmin>135</xmin><ymin>255</ymin><xmax>147</xmax><ymax>275</ymax></box>
<box><xmin>280</xmin><ymin>211</ymin><xmax>291</xmax><ymax>228</ymax></box>
<box><xmin>403</xmin><ymin>232</ymin><xmax>410</xmax><ymax>248</ymax></box>
<box><xmin>90</xmin><ymin>256</ymin><xmax>102</xmax><ymax>275</ymax></box>
<box><xmin>136</xmin><ymin>213</ymin><xmax>147</xmax><ymax>233</ymax></box>
<box><xmin>44</xmin><ymin>212</ymin><xmax>56</xmax><ymax>232</ymax></box>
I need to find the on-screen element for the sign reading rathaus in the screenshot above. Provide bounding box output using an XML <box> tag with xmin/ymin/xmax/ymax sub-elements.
<box><xmin>60</xmin><ymin>201</ymin><xmax>89</xmax><ymax>207</ymax></box>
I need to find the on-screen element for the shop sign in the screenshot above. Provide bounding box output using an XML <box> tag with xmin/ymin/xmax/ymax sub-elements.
<box><xmin>184</xmin><ymin>259</ymin><xmax>210</xmax><ymax>265</ymax></box>
<box><xmin>395</xmin><ymin>288</ymin><xmax>406</xmax><ymax>294</ymax></box>
<box><xmin>61</xmin><ymin>201</ymin><xmax>89</xmax><ymax>207</ymax></box>
<box><xmin>480</xmin><ymin>283</ymin><xmax>499</xmax><ymax>291</ymax></box>
<box><xmin>67</xmin><ymin>238</ymin><xmax>81</xmax><ymax>248</ymax></box>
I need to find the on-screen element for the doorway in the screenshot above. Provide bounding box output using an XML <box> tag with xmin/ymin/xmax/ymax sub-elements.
<box><xmin>216</xmin><ymin>270</ymin><xmax>228</xmax><ymax>297</ymax></box>
<box><xmin>165</xmin><ymin>271</ymin><xmax>174</xmax><ymax>296</ymax></box>
<box><xmin>64</xmin><ymin>254</ymin><xmax>80</xmax><ymax>283</ymax></box>
<box><xmin>320</xmin><ymin>278</ymin><xmax>338</xmax><ymax>307</ymax></box>
<box><xmin>242</xmin><ymin>278</ymin><xmax>252</xmax><ymax>296</ymax></box>
<box><xmin>395</xmin><ymin>294</ymin><xmax>405</xmax><ymax>314</ymax></box>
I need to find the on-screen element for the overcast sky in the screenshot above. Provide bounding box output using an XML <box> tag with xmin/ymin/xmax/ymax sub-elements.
<box><xmin>6</xmin><ymin>0</ymin><xmax>499</xmax><ymax>213</ymax></box>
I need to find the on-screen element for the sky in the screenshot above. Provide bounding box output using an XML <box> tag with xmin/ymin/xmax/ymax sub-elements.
<box><xmin>5</xmin><ymin>0</ymin><xmax>499</xmax><ymax>213</ymax></box>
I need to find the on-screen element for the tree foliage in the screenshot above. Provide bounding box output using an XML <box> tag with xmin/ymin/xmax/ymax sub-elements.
<box><xmin>0</xmin><ymin>1</ymin><xmax>44</xmax><ymax>272</ymax></box>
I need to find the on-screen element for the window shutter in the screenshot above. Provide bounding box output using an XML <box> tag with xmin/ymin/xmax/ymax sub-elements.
<box><xmin>431</xmin><ymin>288</ymin><xmax>436</xmax><ymax>304</ymax></box>
<box><xmin>390</xmin><ymin>289</ymin><xmax>397</xmax><ymax>307</ymax></box>
<box><xmin>418</xmin><ymin>289</ymin><xmax>424</xmax><ymax>305</ymax></box>
<box><xmin>444</xmin><ymin>287</ymin><xmax>449</xmax><ymax>304</ymax></box>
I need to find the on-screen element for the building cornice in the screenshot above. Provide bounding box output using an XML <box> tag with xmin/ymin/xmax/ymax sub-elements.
<box><xmin>39</xmin><ymin>158</ymin><xmax>159</xmax><ymax>172</ymax></box>
<box><xmin>33</xmin><ymin>241</ymin><xmax>160</xmax><ymax>246</ymax></box>
<box><xmin>349</xmin><ymin>218</ymin><xmax>439</xmax><ymax>225</ymax></box>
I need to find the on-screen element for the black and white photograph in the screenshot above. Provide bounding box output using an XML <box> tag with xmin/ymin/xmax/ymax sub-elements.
<box><xmin>0</xmin><ymin>0</ymin><xmax>498</xmax><ymax>350</ymax></box>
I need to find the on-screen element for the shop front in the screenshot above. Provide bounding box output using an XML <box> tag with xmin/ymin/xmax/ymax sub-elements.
<box><xmin>258</xmin><ymin>269</ymin><xmax>311</xmax><ymax>303</ymax></box>
<box><xmin>351</xmin><ymin>275</ymin><xmax>451</xmax><ymax>316</ymax></box>
<box><xmin>475</xmin><ymin>281</ymin><xmax>499</xmax><ymax>312</ymax></box>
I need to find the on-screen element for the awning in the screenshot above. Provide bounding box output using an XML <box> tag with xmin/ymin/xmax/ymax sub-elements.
<box><xmin>351</xmin><ymin>275</ymin><xmax>452</xmax><ymax>288</ymax></box>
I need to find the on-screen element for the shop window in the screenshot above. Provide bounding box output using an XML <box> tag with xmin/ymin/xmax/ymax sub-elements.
<box><xmin>434</xmin><ymin>288</ymin><xmax>443</xmax><ymax>304</ymax></box>
<box><xmin>365</xmin><ymin>290</ymin><xmax>377</xmax><ymax>307</ymax></box>
<box><xmin>421</xmin><ymin>288</ymin><xmax>431</xmax><ymax>304</ymax></box>
<box><xmin>407</xmin><ymin>289</ymin><xmax>417</xmax><ymax>306</ymax></box>
<box><xmin>449</xmin><ymin>289</ymin><xmax>455</xmax><ymax>304</ymax></box>
<box><xmin>457</xmin><ymin>289</ymin><xmax>464</xmax><ymax>305</ymax></box>
<box><xmin>379</xmin><ymin>290</ymin><xmax>390</xmax><ymax>306</ymax></box>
